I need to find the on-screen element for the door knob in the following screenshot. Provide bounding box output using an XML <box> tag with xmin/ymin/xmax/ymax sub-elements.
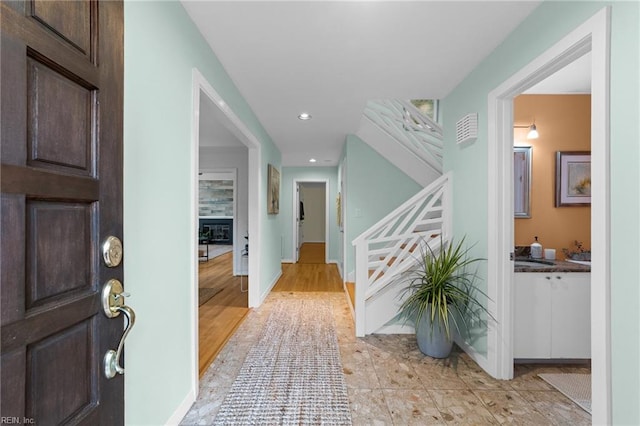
<box><xmin>102</xmin><ymin>279</ymin><xmax>136</xmax><ymax>379</ymax></box>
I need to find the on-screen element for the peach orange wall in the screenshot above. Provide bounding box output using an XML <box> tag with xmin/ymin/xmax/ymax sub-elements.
<box><xmin>513</xmin><ymin>95</ymin><xmax>591</xmax><ymax>258</ymax></box>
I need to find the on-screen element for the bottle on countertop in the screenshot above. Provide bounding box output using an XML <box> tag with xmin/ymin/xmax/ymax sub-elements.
<box><xmin>530</xmin><ymin>236</ymin><xmax>543</xmax><ymax>259</ymax></box>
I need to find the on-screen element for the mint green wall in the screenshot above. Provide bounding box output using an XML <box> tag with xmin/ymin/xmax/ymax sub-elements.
<box><xmin>261</xmin><ymin>155</ymin><xmax>284</xmax><ymax>295</ymax></box>
<box><xmin>609</xmin><ymin>3</ymin><xmax>640</xmax><ymax>424</ymax></box>
<box><xmin>344</xmin><ymin>135</ymin><xmax>423</xmax><ymax>278</ymax></box>
<box><xmin>280</xmin><ymin>167</ymin><xmax>340</xmax><ymax>263</ymax></box>
<box><xmin>123</xmin><ymin>1</ymin><xmax>281</xmax><ymax>424</ymax></box>
<box><xmin>442</xmin><ymin>2</ymin><xmax>639</xmax><ymax>423</ymax></box>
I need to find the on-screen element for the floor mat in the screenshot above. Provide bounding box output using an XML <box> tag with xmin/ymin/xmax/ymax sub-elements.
<box><xmin>538</xmin><ymin>373</ymin><xmax>591</xmax><ymax>414</ymax></box>
<box><xmin>213</xmin><ymin>299</ymin><xmax>352</xmax><ymax>425</ymax></box>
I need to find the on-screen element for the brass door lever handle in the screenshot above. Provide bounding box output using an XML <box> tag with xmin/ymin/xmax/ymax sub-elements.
<box><xmin>101</xmin><ymin>279</ymin><xmax>136</xmax><ymax>379</ymax></box>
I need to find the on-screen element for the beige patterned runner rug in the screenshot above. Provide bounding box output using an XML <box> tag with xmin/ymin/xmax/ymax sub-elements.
<box><xmin>539</xmin><ymin>373</ymin><xmax>591</xmax><ymax>414</ymax></box>
<box><xmin>213</xmin><ymin>299</ymin><xmax>352</xmax><ymax>425</ymax></box>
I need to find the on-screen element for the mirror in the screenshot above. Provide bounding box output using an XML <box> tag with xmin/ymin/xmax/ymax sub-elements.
<box><xmin>514</xmin><ymin>146</ymin><xmax>532</xmax><ymax>218</ymax></box>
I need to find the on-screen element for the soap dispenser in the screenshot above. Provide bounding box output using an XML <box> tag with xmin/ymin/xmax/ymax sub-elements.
<box><xmin>530</xmin><ymin>236</ymin><xmax>543</xmax><ymax>259</ymax></box>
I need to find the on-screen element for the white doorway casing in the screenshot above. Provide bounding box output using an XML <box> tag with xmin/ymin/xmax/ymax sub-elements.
<box><xmin>485</xmin><ymin>7</ymin><xmax>610</xmax><ymax>425</ymax></box>
<box><xmin>190</xmin><ymin>68</ymin><xmax>262</xmax><ymax>397</ymax></box>
<box><xmin>292</xmin><ymin>179</ymin><xmax>330</xmax><ymax>264</ymax></box>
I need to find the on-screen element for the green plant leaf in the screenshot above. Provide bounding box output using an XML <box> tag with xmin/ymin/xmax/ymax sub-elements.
<box><xmin>398</xmin><ymin>236</ymin><xmax>494</xmax><ymax>341</ymax></box>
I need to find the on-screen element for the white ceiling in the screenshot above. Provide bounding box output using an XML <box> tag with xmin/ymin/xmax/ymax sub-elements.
<box><xmin>183</xmin><ymin>1</ymin><xmax>543</xmax><ymax>166</ymax></box>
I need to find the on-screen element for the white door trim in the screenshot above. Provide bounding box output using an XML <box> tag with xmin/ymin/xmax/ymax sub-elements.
<box><xmin>190</xmin><ymin>68</ymin><xmax>263</xmax><ymax>397</ymax></box>
<box><xmin>294</xmin><ymin>182</ymin><xmax>301</xmax><ymax>262</ymax></box>
<box><xmin>486</xmin><ymin>7</ymin><xmax>610</xmax><ymax>424</ymax></box>
<box><xmin>292</xmin><ymin>179</ymin><xmax>329</xmax><ymax>263</ymax></box>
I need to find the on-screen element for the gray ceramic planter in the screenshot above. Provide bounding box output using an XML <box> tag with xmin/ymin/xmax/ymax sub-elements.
<box><xmin>415</xmin><ymin>307</ymin><xmax>454</xmax><ymax>358</ymax></box>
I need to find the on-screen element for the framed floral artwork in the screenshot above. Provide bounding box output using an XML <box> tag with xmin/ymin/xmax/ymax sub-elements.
<box><xmin>555</xmin><ymin>151</ymin><xmax>591</xmax><ymax>206</ymax></box>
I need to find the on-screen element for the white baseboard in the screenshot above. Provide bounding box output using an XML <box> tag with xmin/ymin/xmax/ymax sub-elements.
<box><xmin>343</xmin><ymin>284</ymin><xmax>355</xmax><ymax>319</ymax></box>
<box><xmin>346</xmin><ymin>270</ymin><xmax>354</xmax><ymax>282</ymax></box>
<box><xmin>164</xmin><ymin>388</ymin><xmax>196</xmax><ymax>425</ymax></box>
<box><xmin>327</xmin><ymin>259</ymin><xmax>343</xmax><ymax>279</ymax></box>
<box><xmin>259</xmin><ymin>270</ymin><xmax>282</xmax><ymax>304</ymax></box>
<box><xmin>454</xmin><ymin>335</ymin><xmax>492</xmax><ymax>377</ymax></box>
<box><xmin>281</xmin><ymin>258</ymin><xmax>294</xmax><ymax>263</ymax></box>
<box><xmin>374</xmin><ymin>323</ymin><xmax>415</xmax><ymax>334</ymax></box>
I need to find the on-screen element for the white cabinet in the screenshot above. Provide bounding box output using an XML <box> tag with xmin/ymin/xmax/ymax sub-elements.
<box><xmin>550</xmin><ymin>274</ymin><xmax>591</xmax><ymax>358</ymax></box>
<box><xmin>514</xmin><ymin>273</ymin><xmax>551</xmax><ymax>358</ymax></box>
<box><xmin>514</xmin><ymin>272</ymin><xmax>590</xmax><ymax>359</ymax></box>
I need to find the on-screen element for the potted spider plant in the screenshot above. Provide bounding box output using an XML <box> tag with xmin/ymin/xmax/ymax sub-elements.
<box><xmin>399</xmin><ymin>236</ymin><xmax>491</xmax><ymax>358</ymax></box>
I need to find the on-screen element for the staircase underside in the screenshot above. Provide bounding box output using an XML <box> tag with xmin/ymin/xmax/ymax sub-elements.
<box><xmin>356</xmin><ymin>117</ymin><xmax>441</xmax><ymax>187</ymax></box>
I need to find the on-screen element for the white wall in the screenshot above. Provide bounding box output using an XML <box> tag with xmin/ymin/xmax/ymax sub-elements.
<box><xmin>200</xmin><ymin>146</ymin><xmax>248</xmax><ymax>274</ymax></box>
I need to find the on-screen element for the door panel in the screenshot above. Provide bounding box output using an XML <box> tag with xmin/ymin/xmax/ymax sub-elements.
<box><xmin>27</xmin><ymin>56</ymin><xmax>96</xmax><ymax>175</ymax></box>
<box><xmin>1</xmin><ymin>1</ymin><xmax>124</xmax><ymax>424</ymax></box>
<box><xmin>28</xmin><ymin>319</ymin><xmax>94</xmax><ymax>424</ymax></box>
<box><xmin>26</xmin><ymin>201</ymin><xmax>94</xmax><ymax>307</ymax></box>
<box><xmin>30</xmin><ymin>0</ymin><xmax>93</xmax><ymax>57</ymax></box>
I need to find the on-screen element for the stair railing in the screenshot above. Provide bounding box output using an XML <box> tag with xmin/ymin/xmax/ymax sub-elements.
<box><xmin>352</xmin><ymin>172</ymin><xmax>452</xmax><ymax>336</ymax></box>
<box><xmin>363</xmin><ymin>99</ymin><xmax>443</xmax><ymax>174</ymax></box>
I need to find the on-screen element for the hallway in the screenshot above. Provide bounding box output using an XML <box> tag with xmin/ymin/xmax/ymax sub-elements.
<box><xmin>185</xmin><ymin>262</ymin><xmax>591</xmax><ymax>425</ymax></box>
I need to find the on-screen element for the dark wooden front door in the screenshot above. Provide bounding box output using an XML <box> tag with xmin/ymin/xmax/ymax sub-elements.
<box><xmin>1</xmin><ymin>1</ymin><xmax>125</xmax><ymax>424</ymax></box>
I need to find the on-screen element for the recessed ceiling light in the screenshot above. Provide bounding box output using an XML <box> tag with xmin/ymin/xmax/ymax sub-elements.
<box><xmin>298</xmin><ymin>112</ymin><xmax>312</xmax><ymax>120</ymax></box>
<box><xmin>309</xmin><ymin>158</ymin><xmax>317</xmax><ymax>163</ymax></box>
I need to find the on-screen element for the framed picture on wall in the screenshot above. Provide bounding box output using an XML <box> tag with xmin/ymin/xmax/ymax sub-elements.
<box><xmin>514</xmin><ymin>146</ymin><xmax>532</xmax><ymax>218</ymax></box>
<box><xmin>555</xmin><ymin>151</ymin><xmax>591</xmax><ymax>207</ymax></box>
<box><xmin>267</xmin><ymin>164</ymin><xmax>280</xmax><ymax>214</ymax></box>
<box><xmin>336</xmin><ymin>192</ymin><xmax>342</xmax><ymax>230</ymax></box>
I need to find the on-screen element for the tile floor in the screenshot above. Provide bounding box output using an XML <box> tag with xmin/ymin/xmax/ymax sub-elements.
<box><xmin>181</xmin><ymin>292</ymin><xmax>591</xmax><ymax>425</ymax></box>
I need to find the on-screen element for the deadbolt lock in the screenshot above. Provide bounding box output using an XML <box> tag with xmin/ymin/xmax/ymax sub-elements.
<box><xmin>102</xmin><ymin>236</ymin><xmax>123</xmax><ymax>268</ymax></box>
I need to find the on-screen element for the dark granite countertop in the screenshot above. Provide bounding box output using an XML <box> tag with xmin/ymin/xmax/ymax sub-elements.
<box><xmin>514</xmin><ymin>257</ymin><xmax>591</xmax><ymax>273</ymax></box>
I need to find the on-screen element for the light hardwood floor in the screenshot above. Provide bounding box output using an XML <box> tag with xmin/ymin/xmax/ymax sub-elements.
<box><xmin>272</xmin><ymin>262</ymin><xmax>343</xmax><ymax>293</ymax></box>
<box><xmin>296</xmin><ymin>242</ymin><xmax>326</xmax><ymax>264</ymax></box>
<box><xmin>198</xmin><ymin>243</ymin><xmax>343</xmax><ymax>376</ymax></box>
<box><xmin>198</xmin><ymin>251</ymin><xmax>248</xmax><ymax>376</ymax></box>
<box><xmin>275</xmin><ymin>243</ymin><xmax>342</xmax><ymax>292</ymax></box>
<box><xmin>199</xmin><ymin>243</ymin><xmax>344</xmax><ymax>374</ymax></box>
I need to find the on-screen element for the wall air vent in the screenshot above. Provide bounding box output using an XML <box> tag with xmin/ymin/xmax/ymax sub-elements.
<box><xmin>456</xmin><ymin>113</ymin><xmax>478</xmax><ymax>144</ymax></box>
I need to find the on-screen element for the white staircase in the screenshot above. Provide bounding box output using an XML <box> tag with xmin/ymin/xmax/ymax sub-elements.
<box><xmin>357</xmin><ymin>99</ymin><xmax>443</xmax><ymax>187</ymax></box>
<box><xmin>351</xmin><ymin>172</ymin><xmax>452</xmax><ymax>336</ymax></box>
